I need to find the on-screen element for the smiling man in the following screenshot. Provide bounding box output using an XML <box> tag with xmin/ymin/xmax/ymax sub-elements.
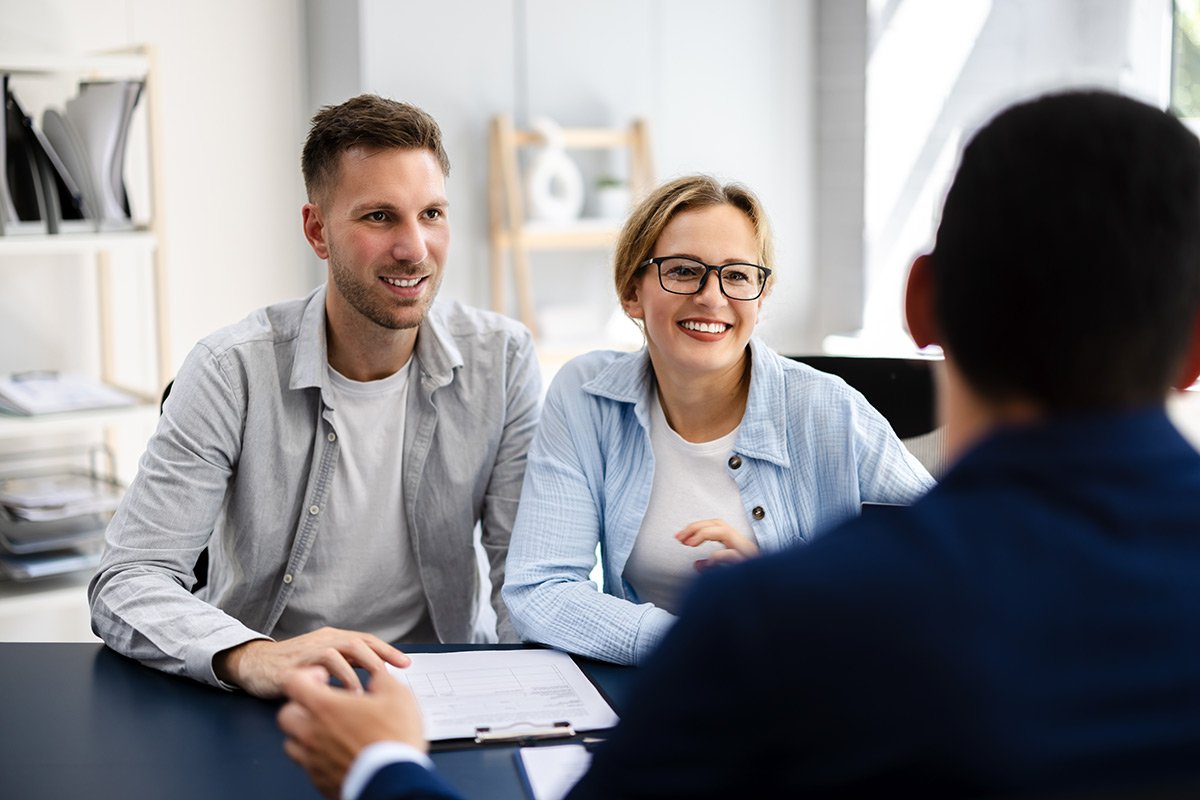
<box><xmin>89</xmin><ymin>96</ymin><xmax>541</xmax><ymax>698</ymax></box>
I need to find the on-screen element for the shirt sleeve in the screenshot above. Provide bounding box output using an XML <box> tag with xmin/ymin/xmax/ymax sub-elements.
<box><xmin>87</xmin><ymin>341</ymin><xmax>268</xmax><ymax>685</ymax></box>
<box><xmin>848</xmin><ymin>390</ymin><xmax>936</xmax><ymax>503</ymax></box>
<box><xmin>478</xmin><ymin>326</ymin><xmax>543</xmax><ymax>643</ymax></box>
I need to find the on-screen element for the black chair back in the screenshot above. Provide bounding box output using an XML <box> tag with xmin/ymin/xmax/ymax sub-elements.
<box><xmin>788</xmin><ymin>355</ymin><xmax>938</xmax><ymax>440</ymax></box>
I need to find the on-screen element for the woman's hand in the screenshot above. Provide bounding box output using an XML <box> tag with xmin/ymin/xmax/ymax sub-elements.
<box><xmin>675</xmin><ymin>518</ymin><xmax>759</xmax><ymax>571</ymax></box>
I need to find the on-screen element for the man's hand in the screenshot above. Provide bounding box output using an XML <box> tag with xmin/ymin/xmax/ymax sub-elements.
<box><xmin>278</xmin><ymin>664</ymin><xmax>427</xmax><ymax>800</ymax></box>
<box><xmin>213</xmin><ymin>627</ymin><xmax>410</xmax><ymax>698</ymax></box>
<box><xmin>675</xmin><ymin>518</ymin><xmax>760</xmax><ymax>571</ymax></box>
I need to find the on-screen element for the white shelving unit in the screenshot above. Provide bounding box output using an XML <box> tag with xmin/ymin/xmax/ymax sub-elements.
<box><xmin>0</xmin><ymin>46</ymin><xmax>168</xmax><ymax>641</ymax></box>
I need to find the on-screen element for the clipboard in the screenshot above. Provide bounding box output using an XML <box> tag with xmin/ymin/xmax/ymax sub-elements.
<box><xmin>475</xmin><ymin>720</ymin><xmax>575</xmax><ymax>745</ymax></box>
<box><xmin>390</xmin><ymin>649</ymin><xmax>620</xmax><ymax>752</ymax></box>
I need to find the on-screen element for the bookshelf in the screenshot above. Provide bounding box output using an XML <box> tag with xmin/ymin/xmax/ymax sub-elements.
<box><xmin>0</xmin><ymin>45</ymin><xmax>168</xmax><ymax>637</ymax></box>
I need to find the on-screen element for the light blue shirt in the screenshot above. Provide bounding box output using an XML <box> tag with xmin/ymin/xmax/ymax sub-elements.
<box><xmin>502</xmin><ymin>338</ymin><xmax>934</xmax><ymax>665</ymax></box>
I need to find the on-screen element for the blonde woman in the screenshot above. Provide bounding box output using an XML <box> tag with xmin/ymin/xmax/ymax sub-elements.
<box><xmin>503</xmin><ymin>175</ymin><xmax>933</xmax><ymax>665</ymax></box>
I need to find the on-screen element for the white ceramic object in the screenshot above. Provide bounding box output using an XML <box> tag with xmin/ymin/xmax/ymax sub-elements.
<box><xmin>524</xmin><ymin>117</ymin><xmax>584</xmax><ymax>223</ymax></box>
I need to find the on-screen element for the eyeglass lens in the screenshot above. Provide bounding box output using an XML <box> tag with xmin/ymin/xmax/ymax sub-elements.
<box><xmin>657</xmin><ymin>257</ymin><xmax>766</xmax><ymax>300</ymax></box>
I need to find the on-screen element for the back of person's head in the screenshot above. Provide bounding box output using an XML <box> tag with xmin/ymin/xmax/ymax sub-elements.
<box><xmin>613</xmin><ymin>174</ymin><xmax>775</xmax><ymax>305</ymax></box>
<box><xmin>301</xmin><ymin>94</ymin><xmax>450</xmax><ymax>204</ymax></box>
<box><xmin>930</xmin><ymin>90</ymin><xmax>1200</xmax><ymax>411</ymax></box>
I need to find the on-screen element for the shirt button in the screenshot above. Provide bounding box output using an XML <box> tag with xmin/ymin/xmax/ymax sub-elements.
<box><xmin>308</xmin><ymin>504</ymin><xmax>320</xmax><ymax>515</ymax></box>
<box><xmin>728</xmin><ymin>455</ymin><xmax>742</xmax><ymax>469</ymax></box>
<box><xmin>751</xmin><ymin>506</ymin><xmax>765</xmax><ymax>520</ymax></box>
<box><xmin>327</xmin><ymin>432</ymin><xmax>337</xmax><ymax>442</ymax></box>
<box><xmin>283</xmin><ymin>574</ymin><xmax>293</xmax><ymax>584</ymax></box>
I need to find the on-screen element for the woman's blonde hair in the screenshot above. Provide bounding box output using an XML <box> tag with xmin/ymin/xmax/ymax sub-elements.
<box><xmin>613</xmin><ymin>174</ymin><xmax>774</xmax><ymax>305</ymax></box>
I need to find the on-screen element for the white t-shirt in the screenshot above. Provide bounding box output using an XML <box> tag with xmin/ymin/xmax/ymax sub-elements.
<box><xmin>623</xmin><ymin>388</ymin><xmax>757</xmax><ymax>614</ymax></box>
<box><xmin>274</xmin><ymin>359</ymin><xmax>435</xmax><ymax>642</ymax></box>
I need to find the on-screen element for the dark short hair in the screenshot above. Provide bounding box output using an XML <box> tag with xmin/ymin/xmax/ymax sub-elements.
<box><xmin>301</xmin><ymin>94</ymin><xmax>450</xmax><ymax>203</ymax></box>
<box><xmin>930</xmin><ymin>90</ymin><xmax>1200</xmax><ymax>411</ymax></box>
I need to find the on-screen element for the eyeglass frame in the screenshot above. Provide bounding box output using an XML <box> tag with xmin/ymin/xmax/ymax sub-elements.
<box><xmin>638</xmin><ymin>256</ymin><xmax>773</xmax><ymax>301</ymax></box>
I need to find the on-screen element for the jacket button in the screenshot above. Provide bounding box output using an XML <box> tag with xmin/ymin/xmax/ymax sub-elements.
<box><xmin>308</xmin><ymin>504</ymin><xmax>320</xmax><ymax>515</ymax></box>
<box><xmin>327</xmin><ymin>432</ymin><xmax>337</xmax><ymax>442</ymax></box>
<box><xmin>728</xmin><ymin>455</ymin><xmax>742</xmax><ymax>469</ymax></box>
<box><xmin>751</xmin><ymin>506</ymin><xmax>765</xmax><ymax>520</ymax></box>
<box><xmin>283</xmin><ymin>574</ymin><xmax>293</xmax><ymax>584</ymax></box>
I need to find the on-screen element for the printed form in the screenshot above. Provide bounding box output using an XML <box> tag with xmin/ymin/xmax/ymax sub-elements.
<box><xmin>388</xmin><ymin>649</ymin><xmax>619</xmax><ymax>741</ymax></box>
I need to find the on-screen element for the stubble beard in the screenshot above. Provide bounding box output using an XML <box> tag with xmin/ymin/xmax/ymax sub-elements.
<box><xmin>328</xmin><ymin>248</ymin><xmax>441</xmax><ymax>331</ymax></box>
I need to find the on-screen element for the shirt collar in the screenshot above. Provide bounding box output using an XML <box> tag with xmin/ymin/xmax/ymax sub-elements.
<box><xmin>290</xmin><ymin>284</ymin><xmax>329</xmax><ymax>392</ymax></box>
<box><xmin>582</xmin><ymin>337</ymin><xmax>790</xmax><ymax>467</ymax></box>
<box><xmin>288</xmin><ymin>285</ymin><xmax>463</xmax><ymax>394</ymax></box>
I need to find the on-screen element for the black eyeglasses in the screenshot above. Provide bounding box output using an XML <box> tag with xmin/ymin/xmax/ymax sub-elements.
<box><xmin>639</xmin><ymin>256</ymin><xmax>772</xmax><ymax>301</ymax></box>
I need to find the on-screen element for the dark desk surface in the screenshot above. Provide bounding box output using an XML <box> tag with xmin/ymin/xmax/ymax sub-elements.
<box><xmin>0</xmin><ymin>642</ymin><xmax>635</xmax><ymax>800</ymax></box>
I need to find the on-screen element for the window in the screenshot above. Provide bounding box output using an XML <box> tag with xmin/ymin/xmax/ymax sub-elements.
<box><xmin>1173</xmin><ymin>0</ymin><xmax>1200</xmax><ymax>119</ymax></box>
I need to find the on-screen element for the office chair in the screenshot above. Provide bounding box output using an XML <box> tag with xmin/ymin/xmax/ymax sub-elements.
<box><xmin>788</xmin><ymin>355</ymin><xmax>945</xmax><ymax>475</ymax></box>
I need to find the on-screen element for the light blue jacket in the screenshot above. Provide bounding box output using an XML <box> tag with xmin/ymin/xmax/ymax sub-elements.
<box><xmin>502</xmin><ymin>338</ymin><xmax>934</xmax><ymax>665</ymax></box>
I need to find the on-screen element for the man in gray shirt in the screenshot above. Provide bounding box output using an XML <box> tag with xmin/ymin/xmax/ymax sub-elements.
<box><xmin>89</xmin><ymin>95</ymin><xmax>541</xmax><ymax>698</ymax></box>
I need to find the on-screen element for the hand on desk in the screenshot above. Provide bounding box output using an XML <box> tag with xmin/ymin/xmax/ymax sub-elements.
<box><xmin>278</xmin><ymin>663</ymin><xmax>427</xmax><ymax>800</ymax></box>
<box><xmin>213</xmin><ymin>626</ymin><xmax>411</xmax><ymax>699</ymax></box>
<box><xmin>676</xmin><ymin>518</ymin><xmax>759</xmax><ymax>571</ymax></box>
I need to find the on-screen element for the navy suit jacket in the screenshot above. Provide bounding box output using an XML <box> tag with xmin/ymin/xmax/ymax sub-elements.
<box><xmin>359</xmin><ymin>760</ymin><xmax>461</xmax><ymax>800</ymax></box>
<box><xmin>363</xmin><ymin>408</ymin><xmax>1200</xmax><ymax>799</ymax></box>
<box><xmin>568</xmin><ymin>408</ymin><xmax>1200</xmax><ymax>798</ymax></box>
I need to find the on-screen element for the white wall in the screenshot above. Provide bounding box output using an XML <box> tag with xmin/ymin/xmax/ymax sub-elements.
<box><xmin>308</xmin><ymin>0</ymin><xmax>819</xmax><ymax>356</ymax></box>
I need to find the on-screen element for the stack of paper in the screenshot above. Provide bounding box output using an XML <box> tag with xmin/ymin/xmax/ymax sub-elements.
<box><xmin>0</xmin><ymin>468</ymin><xmax>121</xmax><ymax>581</ymax></box>
<box><xmin>0</xmin><ymin>472</ymin><xmax>124</xmax><ymax>521</ymax></box>
<box><xmin>0</xmin><ymin>371</ymin><xmax>138</xmax><ymax>416</ymax></box>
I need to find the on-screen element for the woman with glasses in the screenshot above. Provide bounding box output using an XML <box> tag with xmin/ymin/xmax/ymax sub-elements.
<box><xmin>503</xmin><ymin>175</ymin><xmax>933</xmax><ymax>665</ymax></box>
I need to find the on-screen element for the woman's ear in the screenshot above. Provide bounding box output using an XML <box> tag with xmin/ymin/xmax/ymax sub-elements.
<box><xmin>622</xmin><ymin>286</ymin><xmax>645</xmax><ymax>320</ymax></box>
<box><xmin>905</xmin><ymin>254</ymin><xmax>940</xmax><ymax>348</ymax></box>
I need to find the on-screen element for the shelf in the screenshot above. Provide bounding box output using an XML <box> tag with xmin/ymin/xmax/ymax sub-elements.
<box><xmin>0</xmin><ymin>51</ymin><xmax>150</xmax><ymax>80</ymax></box>
<box><xmin>493</xmin><ymin>219</ymin><xmax>624</xmax><ymax>249</ymax></box>
<box><xmin>0</xmin><ymin>230</ymin><xmax>157</xmax><ymax>256</ymax></box>
<box><xmin>0</xmin><ymin>402</ymin><xmax>157</xmax><ymax>438</ymax></box>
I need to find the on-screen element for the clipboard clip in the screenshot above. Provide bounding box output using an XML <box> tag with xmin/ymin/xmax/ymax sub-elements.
<box><xmin>474</xmin><ymin>720</ymin><xmax>575</xmax><ymax>744</ymax></box>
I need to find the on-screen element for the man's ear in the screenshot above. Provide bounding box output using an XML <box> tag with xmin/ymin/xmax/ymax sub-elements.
<box><xmin>1172</xmin><ymin>312</ymin><xmax>1200</xmax><ymax>390</ymax></box>
<box><xmin>302</xmin><ymin>203</ymin><xmax>329</xmax><ymax>260</ymax></box>
<box><xmin>905</xmin><ymin>254</ymin><xmax>940</xmax><ymax>348</ymax></box>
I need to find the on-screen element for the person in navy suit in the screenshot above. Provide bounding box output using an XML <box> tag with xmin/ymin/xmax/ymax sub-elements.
<box><xmin>278</xmin><ymin>89</ymin><xmax>1200</xmax><ymax>799</ymax></box>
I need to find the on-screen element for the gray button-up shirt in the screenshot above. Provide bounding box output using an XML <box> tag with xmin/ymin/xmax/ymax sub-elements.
<box><xmin>88</xmin><ymin>285</ymin><xmax>541</xmax><ymax>686</ymax></box>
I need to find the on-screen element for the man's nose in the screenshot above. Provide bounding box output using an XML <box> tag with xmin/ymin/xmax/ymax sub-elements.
<box><xmin>391</xmin><ymin>218</ymin><xmax>429</xmax><ymax>264</ymax></box>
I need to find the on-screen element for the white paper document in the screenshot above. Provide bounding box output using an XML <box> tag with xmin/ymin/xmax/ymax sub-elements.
<box><xmin>0</xmin><ymin>372</ymin><xmax>138</xmax><ymax>416</ymax></box>
<box><xmin>517</xmin><ymin>744</ymin><xmax>592</xmax><ymax>800</ymax></box>
<box><xmin>388</xmin><ymin>649</ymin><xmax>619</xmax><ymax>742</ymax></box>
